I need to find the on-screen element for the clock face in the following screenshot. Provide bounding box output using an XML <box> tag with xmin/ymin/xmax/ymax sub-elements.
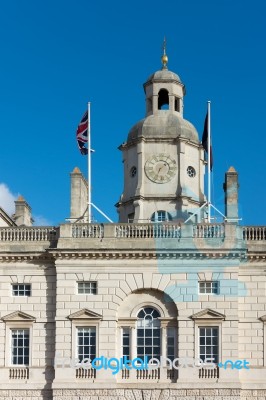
<box><xmin>145</xmin><ymin>154</ymin><xmax>177</xmax><ymax>183</ymax></box>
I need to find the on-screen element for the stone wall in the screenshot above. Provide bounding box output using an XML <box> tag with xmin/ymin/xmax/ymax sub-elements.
<box><xmin>1</xmin><ymin>388</ymin><xmax>266</xmax><ymax>400</ymax></box>
<box><xmin>0</xmin><ymin>389</ymin><xmax>52</xmax><ymax>400</ymax></box>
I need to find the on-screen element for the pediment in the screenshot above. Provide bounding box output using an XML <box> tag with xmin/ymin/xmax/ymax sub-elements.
<box><xmin>190</xmin><ymin>308</ymin><xmax>225</xmax><ymax>320</ymax></box>
<box><xmin>68</xmin><ymin>308</ymin><xmax>102</xmax><ymax>320</ymax></box>
<box><xmin>0</xmin><ymin>207</ymin><xmax>16</xmax><ymax>227</ymax></box>
<box><xmin>1</xmin><ymin>311</ymin><xmax>36</xmax><ymax>322</ymax></box>
<box><xmin>259</xmin><ymin>315</ymin><xmax>266</xmax><ymax>322</ymax></box>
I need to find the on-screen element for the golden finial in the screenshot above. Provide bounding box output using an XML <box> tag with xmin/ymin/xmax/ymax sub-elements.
<box><xmin>161</xmin><ymin>37</ymin><xmax>168</xmax><ymax>69</ymax></box>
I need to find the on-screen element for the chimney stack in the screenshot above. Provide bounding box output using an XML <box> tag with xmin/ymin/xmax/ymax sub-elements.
<box><xmin>223</xmin><ymin>166</ymin><xmax>239</xmax><ymax>223</ymax></box>
<box><xmin>13</xmin><ymin>196</ymin><xmax>34</xmax><ymax>226</ymax></box>
<box><xmin>70</xmin><ymin>167</ymin><xmax>88</xmax><ymax>221</ymax></box>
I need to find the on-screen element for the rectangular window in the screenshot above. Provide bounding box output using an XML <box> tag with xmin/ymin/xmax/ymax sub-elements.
<box><xmin>77</xmin><ymin>327</ymin><xmax>96</xmax><ymax>363</ymax></box>
<box><xmin>77</xmin><ymin>281</ymin><xmax>97</xmax><ymax>295</ymax></box>
<box><xmin>11</xmin><ymin>329</ymin><xmax>29</xmax><ymax>365</ymax></box>
<box><xmin>128</xmin><ymin>213</ymin><xmax>135</xmax><ymax>223</ymax></box>
<box><xmin>167</xmin><ymin>327</ymin><xmax>176</xmax><ymax>362</ymax></box>
<box><xmin>12</xmin><ymin>284</ymin><xmax>31</xmax><ymax>296</ymax></box>
<box><xmin>199</xmin><ymin>281</ymin><xmax>219</xmax><ymax>294</ymax></box>
<box><xmin>199</xmin><ymin>327</ymin><xmax>218</xmax><ymax>364</ymax></box>
<box><xmin>122</xmin><ymin>327</ymin><xmax>130</xmax><ymax>358</ymax></box>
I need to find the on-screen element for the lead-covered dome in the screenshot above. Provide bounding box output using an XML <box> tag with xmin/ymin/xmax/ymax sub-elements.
<box><xmin>127</xmin><ymin>111</ymin><xmax>199</xmax><ymax>144</ymax></box>
<box><xmin>145</xmin><ymin>69</ymin><xmax>182</xmax><ymax>84</ymax></box>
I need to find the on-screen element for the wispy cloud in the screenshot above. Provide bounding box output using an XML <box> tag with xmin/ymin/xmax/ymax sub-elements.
<box><xmin>33</xmin><ymin>215</ymin><xmax>53</xmax><ymax>226</ymax></box>
<box><xmin>0</xmin><ymin>183</ymin><xmax>52</xmax><ymax>226</ymax></box>
<box><xmin>0</xmin><ymin>183</ymin><xmax>17</xmax><ymax>215</ymax></box>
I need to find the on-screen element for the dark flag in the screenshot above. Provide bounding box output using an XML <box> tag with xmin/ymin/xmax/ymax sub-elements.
<box><xmin>76</xmin><ymin>110</ymin><xmax>88</xmax><ymax>155</ymax></box>
<box><xmin>202</xmin><ymin>112</ymin><xmax>213</xmax><ymax>170</ymax></box>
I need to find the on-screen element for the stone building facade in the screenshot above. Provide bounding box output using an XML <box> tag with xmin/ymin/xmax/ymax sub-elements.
<box><xmin>0</xmin><ymin>55</ymin><xmax>266</xmax><ymax>400</ymax></box>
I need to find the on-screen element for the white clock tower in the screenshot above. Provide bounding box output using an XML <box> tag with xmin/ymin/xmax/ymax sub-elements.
<box><xmin>116</xmin><ymin>48</ymin><xmax>206</xmax><ymax>223</ymax></box>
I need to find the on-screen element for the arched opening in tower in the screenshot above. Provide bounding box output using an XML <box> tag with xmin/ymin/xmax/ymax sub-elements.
<box><xmin>158</xmin><ymin>89</ymin><xmax>169</xmax><ymax>110</ymax></box>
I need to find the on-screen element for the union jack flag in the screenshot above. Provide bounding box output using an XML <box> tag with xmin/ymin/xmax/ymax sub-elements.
<box><xmin>76</xmin><ymin>110</ymin><xmax>88</xmax><ymax>155</ymax></box>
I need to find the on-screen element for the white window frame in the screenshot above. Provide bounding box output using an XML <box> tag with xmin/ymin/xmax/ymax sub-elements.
<box><xmin>5</xmin><ymin>323</ymin><xmax>33</xmax><ymax>367</ymax></box>
<box><xmin>71</xmin><ymin>320</ymin><xmax>100</xmax><ymax>364</ymax></box>
<box><xmin>198</xmin><ymin>281</ymin><xmax>219</xmax><ymax>295</ymax></box>
<box><xmin>166</xmin><ymin>326</ymin><xmax>177</xmax><ymax>362</ymax></box>
<box><xmin>10</xmin><ymin>328</ymin><xmax>30</xmax><ymax>366</ymax></box>
<box><xmin>136</xmin><ymin>307</ymin><xmax>161</xmax><ymax>363</ymax></box>
<box><xmin>118</xmin><ymin>304</ymin><xmax>177</xmax><ymax>366</ymax></box>
<box><xmin>77</xmin><ymin>281</ymin><xmax>97</xmax><ymax>295</ymax></box>
<box><xmin>194</xmin><ymin>321</ymin><xmax>222</xmax><ymax>366</ymax></box>
<box><xmin>198</xmin><ymin>326</ymin><xmax>219</xmax><ymax>364</ymax></box>
<box><xmin>151</xmin><ymin>210</ymin><xmax>172</xmax><ymax>223</ymax></box>
<box><xmin>121</xmin><ymin>327</ymin><xmax>131</xmax><ymax>359</ymax></box>
<box><xmin>76</xmin><ymin>326</ymin><xmax>96</xmax><ymax>363</ymax></box>
<box><xmin>12</xmin><ymin>284</ymin><xmax>31</xmax><ymax>297</ymax></box>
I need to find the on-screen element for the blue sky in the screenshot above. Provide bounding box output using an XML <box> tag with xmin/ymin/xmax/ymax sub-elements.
<box><xmin>0</xmin><ymin>0</ymin><xmax>265</xmax><ymax>226</ymax></box>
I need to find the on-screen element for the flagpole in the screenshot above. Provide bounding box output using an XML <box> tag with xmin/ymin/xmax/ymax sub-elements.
<box><xmin>88</xmin><ymin>102</ymin><xmax>92</xmax><ymax>223</ymax></box>
<box><xmin>207</xmin><ymin>100</ymin><xmax>211</xmax><ymax>223</ymax></box>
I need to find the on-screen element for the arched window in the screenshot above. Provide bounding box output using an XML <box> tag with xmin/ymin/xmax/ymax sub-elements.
<box><xmin>137</xmin><ymin>307</ymin><xmax>160</xmax><ymax>362</ymax></box>
<box><xmin>158</xmin><ymin>89</ymin><xmax>169</xmax><ymax>110</ymax></box>
<box><xmin>151</xmin><ymin>210</ymin><xmax>172</xmax><ymax>222</ymax></box>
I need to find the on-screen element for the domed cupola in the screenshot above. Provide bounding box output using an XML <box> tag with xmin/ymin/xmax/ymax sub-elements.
<box><xmin>143</xmin><ymin>59</ymin><xmax>185</xmax><ymax>118</ymax></box>
<box><xmin>116</xmin><ymin>44</ymin><xmax>205</xmax><ymax>223</ymax></box>
<box><xmin>127</xmin><ymin>113</ymin><xmax>199</xmax><ymax>144</ymax></box>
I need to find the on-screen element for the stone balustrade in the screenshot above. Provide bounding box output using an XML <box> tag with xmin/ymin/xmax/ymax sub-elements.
<box><xmin>0</xmin><ymin>227</ymin><xmax>58</xmax><ymax>241</ymax></box>
<box><xmin>1</xmin><ymin>224</ymin><xmax>266</xmax><ymax>243</ymax></box>
<box><xmin>9</xmin><ymin>367</ymin><xmax>29</xmax><ymax>379</ymax></box>
<box><xmin>243</xmin><ymin>226</ymin><xmax>266</xmax><ymax>241</ymax></box>
<box><xmin>193</xmin><ymin>223</ymin><xmax>225</xmax><ymax>238</ymax></box>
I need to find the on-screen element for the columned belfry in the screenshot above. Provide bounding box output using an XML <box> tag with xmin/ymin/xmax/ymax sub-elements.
<box><xmin>117</xmin><ymin>48</ymin><xmax>206</xmax><ymax>223</ymax></box>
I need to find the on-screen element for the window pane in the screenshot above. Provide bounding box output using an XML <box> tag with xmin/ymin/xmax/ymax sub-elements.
<box><xmin>137</xmin><ymin>307</ymin><xmax>161</xmax><ymax>361</ymax></box>
<box><xmin>123</xmin><ymin>337</ymin><xmax>129</xmax><ymax>346</ymax></box>
<box><xmin>144</xmin><ymin>319</ymin><xmax>152</xmax><ymax>327</ymax></box>
<box><xmin>11</xmin><ymin>329</ymin><xmax>29</xmax><ymax>365</ymax></box>
<box><xmin>151</xmin><ymin>211</ymin><xmax>172</xmax><ymax>222</ymax></box>
<box><xmin>199</xmin><ymin>281</ymin><xmax>219</xmax><ymax>294</ymax></box>
<box><xmin>144</xmin><ymin>308</ymin><xmax>154</xmax><ymax>315</ymax></box>
<box><xmin>77</xmin><ymin>327</ymin><xmax>96</xmax><ymax>362</ymax></box>
<box><xmin>122</xmin><ymin>327</ymin><xmax>130</xmax><ymax>358</ymax></box>
<box><xmin>77</xmin><ymin>282</ymin><xmax>97</xmax><ymax>294</ymax></box>
<box><xmin>137</xmin><ymin>310</ymin><xmax>145</xmax><ymax>318</ymax></box>
<box><xmin>199</xmin><ymin>327</ymin><xmax>219</xmax><ymax>364</ymax></box>
<box><xmin>12</xmin><ymin>284</ymin><xmax>31</xmax><ymax>296</ymax></box>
